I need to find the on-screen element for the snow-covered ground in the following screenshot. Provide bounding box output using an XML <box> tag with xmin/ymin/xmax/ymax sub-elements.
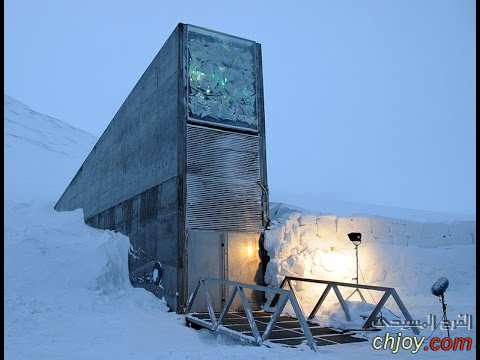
<box><xmin>4</xmin><ymin>94</ymin><xmax>476</xmax><ymax>359</ymax></box>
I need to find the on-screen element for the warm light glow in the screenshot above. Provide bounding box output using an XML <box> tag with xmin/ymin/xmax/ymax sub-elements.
<box><xmin>244</xmin><ymin>243</ymin><xmax>254</xmax><ymax>258</ymax></box>
<box><xmin>320</xmin><ymin>251</ymin><xmax>355</xmax><ymax>281</ymax></box>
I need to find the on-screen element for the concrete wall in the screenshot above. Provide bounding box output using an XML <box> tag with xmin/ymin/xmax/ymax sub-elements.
<box><xmin>55</xmin><ymin>25</ymin><xmax>182</xmax><ymax>218</ymax></box>
<box><xmin>86</xmin><ymin>179</ymin><xmax>181</xmax><ymax>308</ymax></box>
<box><xmin>55</xmin><ymin>24</ymin><xmax>186</xmax><ymax>310</ymax></box>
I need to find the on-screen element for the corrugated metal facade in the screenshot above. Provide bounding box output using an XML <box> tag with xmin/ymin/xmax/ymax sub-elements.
<box><xmin>186</xmin><ymin>124</ymin><xmax>264</xmax><ymax>232</ymax></box>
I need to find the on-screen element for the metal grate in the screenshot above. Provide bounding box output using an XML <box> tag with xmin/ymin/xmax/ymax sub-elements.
<box><xmin>186</xmin><ymin>124</ymin><xmax>264</xmax><ymax>232</ymax></box>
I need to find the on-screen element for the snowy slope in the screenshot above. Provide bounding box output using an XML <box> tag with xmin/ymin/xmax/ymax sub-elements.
<box><xmin>4</xmin><ymin>94</ymin><xmax>476</xmax><ymax>359</ymax></box>
<box><xmin>4</xmin><ymin>94</ymin><xmax>97</xmax><ymax>202</ymax></box>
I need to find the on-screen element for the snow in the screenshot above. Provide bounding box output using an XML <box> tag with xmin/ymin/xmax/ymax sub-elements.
<box><xmin>4</xmin><ymin>94</ymin><xmax>97</xmax><ymax>202</ymax></box>
<box><xmin>4</xmin><ymin>94</ymin><xmax>476</xmax><ymax>359</ymax></box>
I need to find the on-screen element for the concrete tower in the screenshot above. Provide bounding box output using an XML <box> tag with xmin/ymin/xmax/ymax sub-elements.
<box><xmin>55</xmin><ymin>23</ymin><xmax>269</xmax><ymax>312</ymax></box>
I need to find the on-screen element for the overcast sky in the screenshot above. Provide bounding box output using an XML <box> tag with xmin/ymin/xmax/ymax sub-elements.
<box><xmin>4</xmin><ymin>0</ymin><xmax>476</xmax><ymax>216</ymax></box>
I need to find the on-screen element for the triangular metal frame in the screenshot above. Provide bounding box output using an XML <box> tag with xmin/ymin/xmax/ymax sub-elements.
<box><xmin>272</xmin><ymin>276</ymin><xmax>420</xmax><ymax>335</ymax></box>
<box><xmin>185</xmin><ymin>277</ymin><xmax>320</xmax><ymax>352</ymax></box>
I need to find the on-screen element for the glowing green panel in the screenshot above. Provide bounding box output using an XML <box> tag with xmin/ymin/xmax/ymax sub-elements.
<box><xmin>187</xmin><ymin>26</ymin><xmax>258</xmax><ymax>131</ymax></box>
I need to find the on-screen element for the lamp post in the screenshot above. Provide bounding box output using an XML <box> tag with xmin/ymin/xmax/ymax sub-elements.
<box><xmin>346</xmin><ymin>232</ymin><xmax>366</xmax><ymax>302</ymax></box>
<box><xmin>431</xmin><ymin>277</ymin><xmax>450</xmax><ymax>338</ymax></box>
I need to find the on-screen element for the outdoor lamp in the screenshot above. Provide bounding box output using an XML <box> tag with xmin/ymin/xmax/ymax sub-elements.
<box><xmin>346</xmin><ymin>232</ymin><xmax>366</xmax><ymax>302</ymax></box>
<box><xmin>348</xmin><ymin>232</ymin><xmax>362</xmax><ymax>246</ymax></box>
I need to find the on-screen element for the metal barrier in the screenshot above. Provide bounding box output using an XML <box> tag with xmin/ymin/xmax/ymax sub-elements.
<box><xmin>185</xmin><ymin>277</ymin><xmax>320</xmax><ymax>352</ymax></box>
<box><xmin>268</xmin><ymin>276</ymin><xmax>420</xmax><ymax>335</ymax></box>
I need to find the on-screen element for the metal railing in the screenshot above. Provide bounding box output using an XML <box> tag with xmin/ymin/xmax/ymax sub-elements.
<box><xmin>268</xmin><ymin>276</ymin><xmax>420</xmax><ymax>335</ymax></box>
<box><xmin>185</xmin><ymin>277</ymin><xmax>320</xmax><ymax>352</ymax></box>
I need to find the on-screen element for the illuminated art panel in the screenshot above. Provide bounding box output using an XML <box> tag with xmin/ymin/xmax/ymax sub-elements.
<box><xmin>187</xmin><ymin>26</ymin><xmax>258</xmax><ymax>131</ymax></box>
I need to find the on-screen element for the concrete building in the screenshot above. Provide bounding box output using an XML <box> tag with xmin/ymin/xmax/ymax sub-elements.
<box><xmin>55</xmin><ymin>23</ymin><xmax>269</xmax><ymax>313</ymax></box>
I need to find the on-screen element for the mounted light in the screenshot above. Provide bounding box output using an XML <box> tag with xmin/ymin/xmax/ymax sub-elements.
<box><xmin>244</xmin><ymin>243</ymin><xmax>255</xmax><ymax>258</ymax></box>
<box><xmin>431</xmin><ymin>277</ymin><xmax>451</xmax><ymax>338</ymax></box>
<box><xmin>346</xmin><ymin>232</ymin><xmax>366</xmax><ymax>302</ymax></box>
<box><xmin>152</xmin><ymin>261</ymin><xmax>163</xmax><ymax>285</ymax></box>
<box><xmin>348</xmin><ymin>232</ymin><xmax>362</xmax><ymax>247</ymax></box>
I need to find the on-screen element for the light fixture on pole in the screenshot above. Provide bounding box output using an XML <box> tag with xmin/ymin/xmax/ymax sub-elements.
<box><xmin>348</xmin><ymin>232</ymin><xmax>361</xmax><ymax>285</ymax></box>
<box><xmin>346</xmin><ymin>232</ymin><xmax>366</xmax><ymax>302</ymax></box>
<box><xmin>431</xmin><ymin>277</ymin><xmax>450</xmax><ymax>338</ymax></box>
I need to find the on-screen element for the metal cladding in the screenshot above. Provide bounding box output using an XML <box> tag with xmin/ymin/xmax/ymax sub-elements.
<box><xmin>186</xmin><ymin>124</ymin><xmax>264</xmax><ymax>232</ymax></box>
<box><xmin>54</xmin><ymin>23</ymin><xmax>268</xmax><ymax>313</ymax></box>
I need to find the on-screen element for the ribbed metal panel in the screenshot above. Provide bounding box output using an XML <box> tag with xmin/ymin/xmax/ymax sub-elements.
<box><xmin>186</xmin><ymin>125</ymin><xmax>264</xmax><ymax>232</ymax></box>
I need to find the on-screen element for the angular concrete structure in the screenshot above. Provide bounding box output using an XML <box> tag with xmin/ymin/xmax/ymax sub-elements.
<box><xmin>55</xmin><ymin>23</ymin><xmax>269</xmax><ymax>313</ymax></box>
